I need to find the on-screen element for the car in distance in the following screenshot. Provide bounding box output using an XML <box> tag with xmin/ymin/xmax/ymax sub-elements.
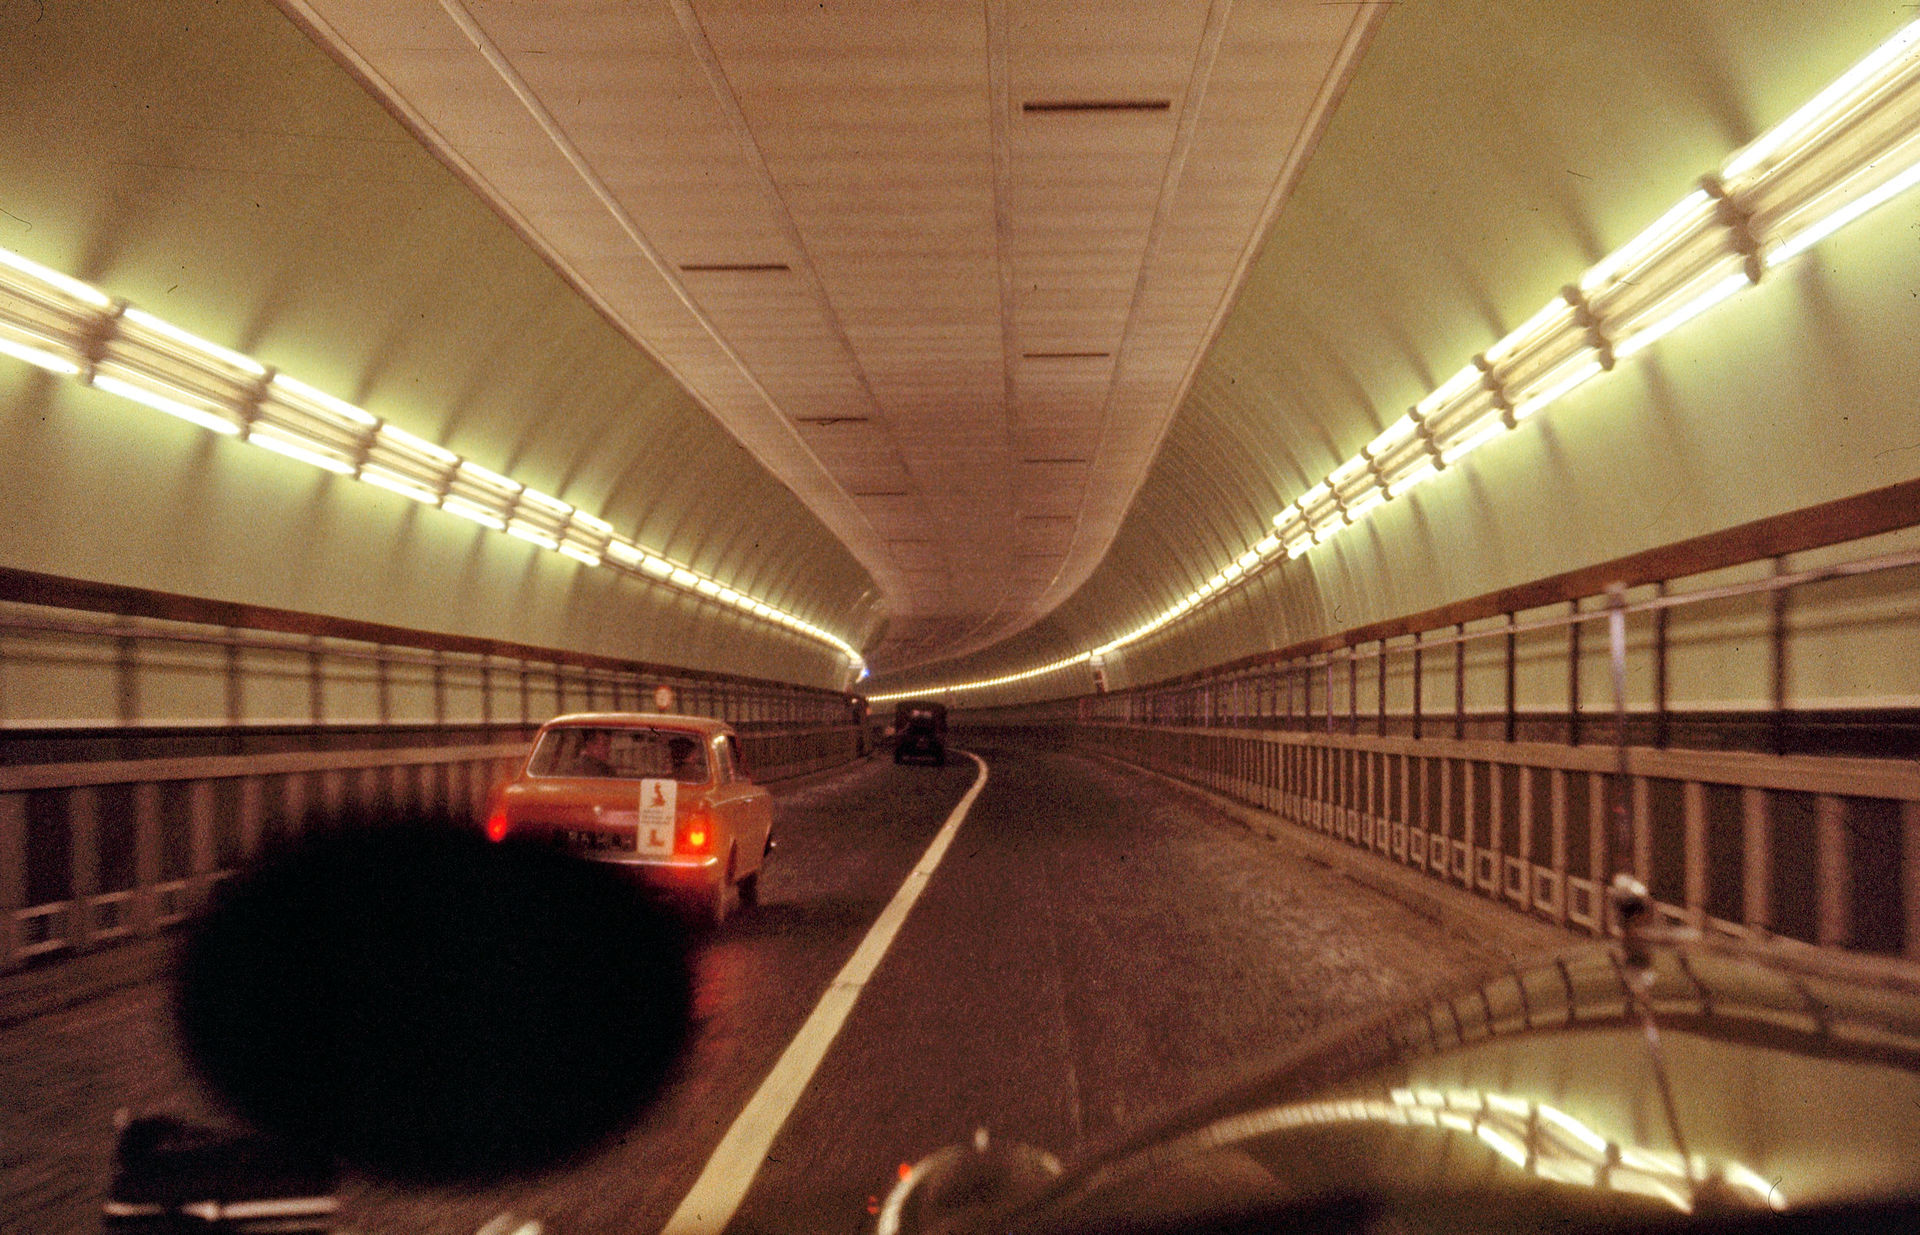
<box><xmin>485</xmin><ymin>713</ymin><xmax>771</xmax><ymax>925</ymax></box>
<box><xmin>893</xmin><ymin>699</ymin><xmax>948</xmax><ymax>766</ymax></box>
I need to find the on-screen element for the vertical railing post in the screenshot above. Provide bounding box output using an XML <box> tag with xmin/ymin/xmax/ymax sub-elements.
<box><xmin>1817</xmin><ymin>795</ymin><xmax>1851</xmax><ymax>948</ymax></box>
<box><xmin>1683</xmin><ymin>781</ymin><xmax>1708</xmax><ymax>930</ymax></box>
<box><xmin>1633</xmin><ymin>776</ymin><xmax>1653</xmax><ymax>886</ymax></box>
<box><xmin>70</xmin><ymin>787</ymin><xmax>99</xmax><ymax>951</ymax></box>
<box><xmin>1568</xmin><ymin>601</ymin><xmax>1583</xmax><ymax>747</ymax></box>
<box><xmin>1654</xmin><ymin>583</ymin><xmax>1671</xmax><ymax>749</ymax></box>
<box><xmin>1515</xmin><ymin>763</ymin><xmax>1533</xmax><ymax>907</ymax></box>
<box><xmin>1504</xmin><ymin>614</ymin><xmax>1517</xmax><ymax>743</ymax></box>
<box><xmin>1904</xmin><ymin>801</ymin><xmax>1920</xmax><ymax>963</ymax></box>
<box><xmin>115</xmin><ymin>618</ymin><xmax>140</xmax><ymax>727</ymax></box>
<box><xmin>1550</xmin><ymin>768</ymin><xmax>1569</xmax><ymax>926</ymax></box>
<box><xmin>1</xmin><ymin>793</ymin><xmax>26</xmax><ymax>969</ymax></box>
<box><xmin>239</xmin><ymin>776</ymin><xmax>264</xmax><ymax>861</ymax></box>
<box><xmin>1376</xmin><ymin>640</ymin><xmax>1388</xmax><ymax>737</ymax></box>
<box><xmin>133</xmin><ymin>782</ymin><xmax>161</xmax><ymax>936</ymax></box>
<box><xmin>321</xmin><ymin>768</ymin><xmax>346</xmax><ymax>826</ymax></box>
<box><xmin>1742</xmin><ymin>787</ymin><xmax>1772</xmax><ymax>935</ymax></box>
<box><xmin>1462</xmin><ymin>760</ymin><xmax>1479</xmax><ymax>891</ymax></box>
<box><xmin>1411</xmin><ymin>632</ymin><xmax>1424</xmax><ymax>741</ymax></box>
<box><xmin>1607</xmin><ymin>586</ymin><xmax>1631</xmax><ymax>896</ymax></box>
<box><xmin>1588</xmin><ymin>771</ymin><xmax>1608</xmax><ymax>926</ymax></box>
<box><xmin>224</xmin><ymin>632</ymin><xmax>244</xmax><ymax>725</ymax></box>
<box><xmin>308</xmin><ymin>635</ymin><xmax>325</xmax><ymax>725</ymax></box>
<box><xmin>1454</xmin><ymin>622</ymin><xmax>1466</xmax><ymax>740</ymax></box>
<box><xmin>1772</xmin><ymin>556</ymin><xmax>1791</xmax><ymax>756</ymax></box>
<box><xmin>189</xmin><ymin>780</ymin><xmax>217</xmax><ymax>906</ymax></box>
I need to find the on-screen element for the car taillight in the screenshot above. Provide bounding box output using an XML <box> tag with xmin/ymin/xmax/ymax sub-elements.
<box><xmin>485</xmin><ymin>804</ymin><xmax>510</xmax><ymax>842</ymax></box>
<box><xmin>678</xmin><ymin>809</ymin><xmax>713</xmax><ymax>854</ymax></box>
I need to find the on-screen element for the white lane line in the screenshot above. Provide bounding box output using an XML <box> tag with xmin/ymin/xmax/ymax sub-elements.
<box><xmin>659</xmin><ymin>752</ymin><xmax>991</xmax><ymax>1235</ymax></box>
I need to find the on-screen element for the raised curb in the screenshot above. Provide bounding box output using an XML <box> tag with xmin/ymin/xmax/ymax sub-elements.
<box><xmin>1085</xmin><ymin>751</ymin><xmax>1579</xmax><ymax>966</ymax></box>
<box><xmin>1</xmin><ymin>935</ymin><xmax>180</xmax><ymax>1029</ymax></box>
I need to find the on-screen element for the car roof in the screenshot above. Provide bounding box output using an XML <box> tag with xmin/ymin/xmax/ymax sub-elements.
<box><xmin>537</xmin><ymin>712</ymin><xmax>733</xmax><ymax>737</ymax></box>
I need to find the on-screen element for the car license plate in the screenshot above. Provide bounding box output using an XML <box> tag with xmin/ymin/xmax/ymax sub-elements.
<box><xmin>557</xmin><ymin>828</ymin><xmax>634</xmax><ymax>853</ymax></box>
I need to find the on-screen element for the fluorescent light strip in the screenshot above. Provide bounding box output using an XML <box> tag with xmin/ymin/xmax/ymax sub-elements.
<box><xmin>360</xmin><ymin>465</ymin><xmax>441</xmax><ymax>505</ymax></box>
<box><xmin>517</xmin><ymin>486</ymin><xmax>572</xmax><ymax>516</ymax></box>
<box><xmin>248</xmin><ymin>426</ymin><xmax>356</xmax><ymax>475</ymax></box>
<box><xmin>121</xmin><ymin>307</ymin><xmax>267</xmax><ymax>378</ymax></box>
<box><xmin>457</xmin><ymin>459</ymin><xmax>520</xmax><ymax>493</ymax></box>
<box><xmin>0</xmin><ymin>246</ymin><xmax>112</xmax><ymax>309</ymax></box>
<box><xmin>885</xmin><ymin>17</ymin><xmax>1920</xmax><ymax>702</ymax></box>
<box><xmin>1722</xmin><ymin>20</ymin><xmax>1920</xmax><ymax>182</ymax></box>
<box><xmin>0</xmin><ymin>244</ymin><xmax>866</xmax><ymax>669</ymax></box>
<box><xmin>377</xmin><ymin>422</ymin><xmax>458</xmax><ymax>465</ymax></box>
<box><xmin>269</xmin><ymin>373</ymin><xmax>378</xmax><ymax>426</ymax></box>
<box><xmin>0</xmin><ymin>335</ymin><xmax>81</xmax><ymax>375</ymax></box>
<box><xmin>442</xmin><ymin>497</ymin><xmax>508</xmax><ymax>531</ymax></box>
<box><xmin>506</xmin><ymin>521</ymin><xmax>561</xmax><ymax>551</ymax></box>
<box><xmin>1613</xmin><ymin>270</ymin><xmax>1752</xmax><ymax>360</ymax></box>
<box><xmin>1767</xmin><ymin>154</ymin><xmax>1920</xmax><ymax>266</ymax></box>
<box><xmin>90</xmin><ymin>373</ymin><xmax>240</xmax><ymax>436</ymax></box>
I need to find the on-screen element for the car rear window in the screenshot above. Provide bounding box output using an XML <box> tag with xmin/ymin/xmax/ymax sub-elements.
<box><xmin>526</xmin><ymin>727</ymin><xmax>709</xmax><ymax>782</ymax></box>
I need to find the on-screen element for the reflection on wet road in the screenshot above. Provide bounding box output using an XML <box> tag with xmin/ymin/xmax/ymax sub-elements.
<box><xmin>1</xmin><ymin>740</ymin><xmax>1544</xmax><ymax>1234</ymax></box>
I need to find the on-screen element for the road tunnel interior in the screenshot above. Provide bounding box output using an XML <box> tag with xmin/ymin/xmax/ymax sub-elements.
<box><xmin>3</xmin><ymin>1</ymin><xmax>1920</xmax><ymax>1230</ymax></box>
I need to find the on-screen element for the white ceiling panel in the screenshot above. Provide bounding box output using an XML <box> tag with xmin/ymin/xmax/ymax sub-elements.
<box><xmin>278</xmin><ymin>0</ymin><xmax>1385</xmax><ymax>672</ymax></box>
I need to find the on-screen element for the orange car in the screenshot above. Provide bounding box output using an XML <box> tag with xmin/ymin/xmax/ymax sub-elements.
<box><xmin>485</xmin><ymin>713</ymin><xmax>773</xmax><ymax>924</ymax></box>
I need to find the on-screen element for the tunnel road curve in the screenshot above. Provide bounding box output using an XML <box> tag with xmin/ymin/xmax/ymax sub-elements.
<box><xmin>0</xmin><ymin>740</ymin><xmax>1522</xmax><ymax>1234</ymax></box>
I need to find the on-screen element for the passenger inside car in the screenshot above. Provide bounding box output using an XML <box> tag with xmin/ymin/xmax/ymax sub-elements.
<box><xmin>666</xmin><ymin>735</ymin><xmax>703</xmax><ymax>782</ymax></box>
<box><xmin>575</xmin><ymin>729</ymin><xmax>616</xmax><ymax>777</ymax></box>
<box><xmin>526</xmin><ymin>726</ymin><xmax>711</xmax><ymax>782</ymax></box>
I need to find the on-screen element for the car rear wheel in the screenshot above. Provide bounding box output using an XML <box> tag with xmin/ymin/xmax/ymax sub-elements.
<box><xmin>737</xmin><ymin>870</ymin><xmax>759</xmax><ymax>907</ymax></box>
<box><xmin>705</xmin><ymin>850</ymin><xmax>736</xmax><ymax>927</ymax></box>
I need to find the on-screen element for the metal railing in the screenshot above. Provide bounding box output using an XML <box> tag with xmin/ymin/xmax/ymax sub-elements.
<box><xmin>965</xmin><ymin>516</ymin><xmax>1920</xmax><ymax>958</ymax></box>
<box><xmin>0</xmin><ymin>721</ymin><xmax>864</xmax><ymax>971</ymax></box>
<box><xmin>0</xmin><ymin>586</ymin><xmax>867</xmax><ymax>972</ymax></box>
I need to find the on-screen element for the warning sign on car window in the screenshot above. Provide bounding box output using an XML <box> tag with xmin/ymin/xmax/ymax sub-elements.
<box><xmin>637</xmin><ymin>778</ymin><xmax>677</xmax><ymax>855</ymax></box>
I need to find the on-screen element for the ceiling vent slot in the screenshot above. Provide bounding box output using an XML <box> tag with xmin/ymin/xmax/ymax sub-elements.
<box><xmin>1022</xmin><ymin>351</ymin><xmax>1111</xmax><ymax>360</ymax></box>
<box><xmin>794</xmin><ymin>416</ymin><xmax>870</xmax><ymax>426</ymax></box>
<box><xmin>678</xmin><ymin>263</ymin><xmax>792</xmax><ymax>273</ymax></box>
<box><xmin>1022</xmin><ymin>100</ymin><xmax>1171</xmax><ymax>114</ymax></box>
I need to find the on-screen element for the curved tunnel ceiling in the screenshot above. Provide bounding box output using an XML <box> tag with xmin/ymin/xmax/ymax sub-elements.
<box><xmin>273</xmin><ymin>0</ymin><xmax>1384</xmax><ymax>674</ymax></box>
<box><xmin>0</xmin><ymin>0</ymin><xmax>880</xmax><ymax>691</ymax></box>
<box><xmin>875</xmin><ymin>0</ymin><xmax>1920</xmax><ymax>703</ymax></box>
<box><xmin>4</xmin><ymin>1</ymin><xmax>1914</xmax><ymax>703</ymax></box>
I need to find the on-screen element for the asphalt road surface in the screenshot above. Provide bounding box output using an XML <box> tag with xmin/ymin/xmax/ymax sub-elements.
<box><xmin>1</xmin><ymin>738</ymin><xmax>1548</xmax><ymax>1234</ymax></box>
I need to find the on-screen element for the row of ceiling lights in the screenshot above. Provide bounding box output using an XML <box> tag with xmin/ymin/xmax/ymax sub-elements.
<box><xmin>0</xmin><ymin>246</ymin><xmax>866</xmax><ymax>672</ymax></box>
<box><xmin>872</xmin><ymin>16</ymin><xmax>1920</xmax><ymax>704</ymax></box>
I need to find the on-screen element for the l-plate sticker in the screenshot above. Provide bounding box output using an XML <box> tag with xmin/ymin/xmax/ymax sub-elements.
<box><xmin>637</xmin><ymin>779</ymin><xmax>677</xmax><ymax>855</ymax></box>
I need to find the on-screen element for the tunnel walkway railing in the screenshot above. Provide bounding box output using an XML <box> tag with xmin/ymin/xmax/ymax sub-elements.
<box><xmin>0</xmin><ymin>568</ymin><xmax>867</xmax><ymax>973</ymax></box>
<box><xmin>0</xmin><ymin>721</ymin><xmax>860</xmax><ymax>970</ymax></box>
<box><xmin>1071</xmin><ymin>720</ymin><xmax>1919</xmax><ymax>956</ymax></box>
<box><xmin>0</xmin><ymin>739</ymin><xmax>521</xmax><ymax>966</ymax></box>
<box><xmin>964</xmin><ymin>485</ymin><xmax>1920</xmax><ymax>960</ymax></box>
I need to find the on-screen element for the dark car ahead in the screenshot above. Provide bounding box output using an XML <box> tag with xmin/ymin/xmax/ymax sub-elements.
<box><xmin>893</xmin><ymin>699</ymin><xmax>948</xmax><ymax>767</ymax></box>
